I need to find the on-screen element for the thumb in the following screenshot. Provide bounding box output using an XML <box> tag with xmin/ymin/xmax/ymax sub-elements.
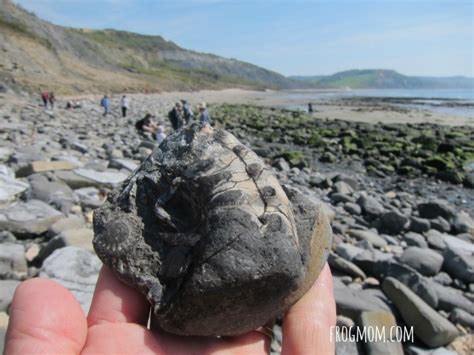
<box><xmin>5</xmin><ymin>278</ymin><xmax>88</xmax><ymax>355</ymax></box>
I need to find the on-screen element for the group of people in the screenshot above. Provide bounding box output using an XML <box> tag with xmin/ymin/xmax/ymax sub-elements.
<box><xmin>40</xmin><ymin>90</ymin><xmax>56</xmax><ymax>110</ymax></box>
<box><xmin>100</xmin><ymin>95</ymin><xmax>130</xmax><ymax>117</ymax></box>
<box><xmin>168</xmin><ymin>100</ymin><xmax>210</xmax><ymax>130</ymax></box>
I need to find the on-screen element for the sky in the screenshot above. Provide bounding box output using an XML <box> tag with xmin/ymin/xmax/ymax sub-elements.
<box><xmin>13</xmin><ymin>0</ymin><xmax>474</xmax><ymax>77</ymax></box>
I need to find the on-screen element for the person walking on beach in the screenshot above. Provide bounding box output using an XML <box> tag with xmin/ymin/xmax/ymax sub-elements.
<box><xmin>181</xmin><ymin>100</ymin><xmax>194</xmax><ymax>125</ymax></box>
<box><xmin>49</xmin><ymin>92</ymin><xmax>56</xmax><ymax>110</ymax></box>
<box><xmin>198</xmin><ymin>102</ymin><xmax>211</xmax><ymax>126</ymax></box>
<box><xmin>41</xmin><ymin>90</ymin><xmax>49</xmax><ymax>109</ymax></box>
<box><xmin>308</xmin><ymin>103</ymin><xmax>313</xmax><ymax>114</ymax></box>
<box><xmin>101</xmin><ymin>95</ymin><xmax>110</xmax><ymax>116</ymax></box>
<box><xmin>121</xmin><ymin>95</ymin><xmax>129</xmax><ymax>118</ymax></box>
<box><xmin>168</xmin><ymin>102</ymin><xmax>183</xmax><ymax>130</ymax></box>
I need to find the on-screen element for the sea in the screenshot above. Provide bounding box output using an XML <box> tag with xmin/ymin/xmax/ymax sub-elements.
<box><xmin>283</xmin><ymin>88</ymin><xmax>474</xmax><ymax>118</ymax></box>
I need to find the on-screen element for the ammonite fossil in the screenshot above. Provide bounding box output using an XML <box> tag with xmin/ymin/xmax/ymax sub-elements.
<box><xmin>93</xmin><ymin>124</ymin><xmax>332</xmax><ymax>336</ymax></box>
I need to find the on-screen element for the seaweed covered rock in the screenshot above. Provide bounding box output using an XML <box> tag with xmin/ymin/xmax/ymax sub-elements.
<box><xmin>93</xmin><ymin>125</ymin><xmax>332</xmax><ymax>336</ymax></box>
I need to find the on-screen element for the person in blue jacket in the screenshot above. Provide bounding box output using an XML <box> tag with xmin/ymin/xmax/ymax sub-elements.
<box><xmin>101</xmin><ymin>95</ymin><xmax>110</xmax><ymax>116</ymax></box>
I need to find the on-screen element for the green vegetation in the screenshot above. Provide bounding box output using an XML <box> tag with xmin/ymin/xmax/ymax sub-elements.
<box><xmin>0</xmin><ymin>17</ymin><xmax>53</xmax><ymax>49</ymax></box>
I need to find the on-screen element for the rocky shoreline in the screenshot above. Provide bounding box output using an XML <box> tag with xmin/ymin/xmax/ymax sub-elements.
<box><xmin>0</xmin><ymin>96</ymin><xmax>473</xmax><ymax>354</ymax></box>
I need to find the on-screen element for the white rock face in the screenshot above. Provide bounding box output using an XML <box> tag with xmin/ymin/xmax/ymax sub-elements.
<box><xmin>0</xmin><ymin>165</ymin><xmax>29</xmax><ymax>206</ymax></box>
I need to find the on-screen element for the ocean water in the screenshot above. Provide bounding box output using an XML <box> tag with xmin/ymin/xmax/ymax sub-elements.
<box><xmin>282</xmin><ymin>88</ymin><xmax>474</xmax><ymax>117</ymax></box>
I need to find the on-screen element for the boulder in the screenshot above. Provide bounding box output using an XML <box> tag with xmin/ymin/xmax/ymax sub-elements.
<box><xmin>348</xmin><ymin>229</ymin><xmax>388</xmax><ymax>248</ymax></box>
<box><xmin>453</xmin><ymin>211</ymin><xmax>474</xmax><ymax>235</ymax></box>
<box><xmin>40</xmin><ymin>247</ymin><xmax>101</xmax><ymax>313</ymax></box>
<box><xmin>404</xmin><ymin>232</ymin><xmax>428</xmax><ymax>248</ymax></box>
<box><xmin>357</xmin><ymin>194</ymin><xmax>385</xmax><ymax>219</ymax></box>
<box><xmin>409</xmin><ymin>217</ymin><xmax>431</xmax><ymax>233</ymax></box>
<box><xmin>418</xmin><ymin>200</ymin><xmax>455</xmax><ymax>223</ymax></box>
<box><xmin>0</xmin><ymin>243</ymin><xmax>27</xmax><ymax>278</ymax></box>
<box><xmin>382</xmin><ymin>277</ymin><xmax>458</xmax><ymax>348</ymax></box>
<box><xmin>359</xmin><ymin>311</ymin><xmax>404</xmax><ymax>355</ymax></box>
<box><xmin>0</xmin><ymin>165</ymin><xmax>29</xmax><ymax>206</ymax></box>
<box><xmin>430</xmin><ymin>217</ymin><xmax>451</xmax><ymax>233</ymax></box>
<box><xmin>0</xmin><ymin>200</ymin><xmax>63</xmax><ymax>237</ymax></box>
<box><xmin>431</xmin><ymin>282</ymin><xmax>474</xmax><ymax>313</ymax></box>
<box><xmin>0</xmin><ymin>280</ymin><xmax>21</xmax><ymax>312</ymax></box>
<box><xmin>332</xmin><ymin>181</ymin><xmax>354</xmax><ymax>195</ymax></box>
<box><xmin>373</xmin><ymin>210</ymin><xmax>409</xmax><ymax>235</ymax></box>
<box><xmin>442</xmin><ymin>248</ymin><xmax>474</xmax><ymax>283</ymax></box>
<box><xmin>398</xmin><ymin>247</ymin><xmax>444</xmax><ymax>276</ymax></box>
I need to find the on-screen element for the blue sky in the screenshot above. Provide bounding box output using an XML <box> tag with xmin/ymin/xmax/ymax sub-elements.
<box><xmin>14</xmin><ymin>0</ymin><xmax>474</xmax><ymax>77</ymax></box>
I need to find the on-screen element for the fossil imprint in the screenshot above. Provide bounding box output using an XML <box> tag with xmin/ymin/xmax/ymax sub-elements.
<box><xmin>93</xmin><ymin>125</ymin><xmax>332</xmax><ymax>336</ymax></box>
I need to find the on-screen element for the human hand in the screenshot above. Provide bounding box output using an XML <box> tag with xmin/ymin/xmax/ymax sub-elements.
<box><xmin>4</xmin><ymin>263</ymin><xmax>335</xmax><ymax>354</ymax></box>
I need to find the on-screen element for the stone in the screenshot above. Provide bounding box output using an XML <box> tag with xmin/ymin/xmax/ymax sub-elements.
<box><xmin>0</xmin><ymin>243</ymin><xmax>27</xmax><ymax>278</ymax></box>
<box><xmin>382</xmin><ymin>277</ymin><xmax>458</xmax><ymax>348</ymax></box>
<box><xmin>443</xmin><ymin>235</ymin><xmax>474</xmax><ymax>253</ymax></box>
<box><xmin>328</xmin><ymin>253</ymin><xmax>366</xmax><ymax>279</ymax></box>
<box><xmin>418</xmin><ymin>200</ymin><xmax>455</xmax><ymax>223</ymax></box>
<box><xmin>0</xmin><ymin>200</ymin><xmax>63</xmax><ymax>237</ymax></box>
<box><xmin>16</xmin><ymin>160</ymin><xmax>75</xmax><ymax>177</ymax></box>
<box><xmin>442</xmin><ymin>248</ymin><xmax>474</xmax><ymax>283</ymax></box>
<box><xmin>431</xmin><ymin>217</ymin><xmax>451</xmax><ymax>233</ymax></box>
<box><xmin>410</xmin><ymin>217</ymin><xmax>431</xmax><ymax>233</ymax></box>
<box><xmin>334</xmin><ymin>278</ymin><xmax>391</xmax><ymax>321</ymax></box>
<box><xmin>433</xmin><ymin>272</ymin><xmax>453</xmax><ymax>286</ymax></box>
<box><xmin>373</xmin><ymin>210</ymin><xmax>409</xmax><ymax>235</ymax></box>
<box><xmin>24</xmin><ymin>243</ymin><xmax>40</xmax><ymax>262</ymax></box>
<box><xmin>93</xmin><ymin>127</ymin><xmax>332</xmax><ymax>336</ymax></box>
<box><xmin>344</xmin><ymin>202</ymin><xmax>361</xmax><ymax>215</ymax></box>
<box><xmin>426</xmin><ymin>229</ymin><xmax>447</xmax><ymax>250</ymax></box>
<box><xmin>336</xmin><ymin>243</ymin><xmax>365</xmax><ymax>261</ymax></box>
<box><xmin>48</xmin><ymin>215</ymin><xmax>85</xmax><ymax>236</ymax></box>
<box><xmin>359</xmin><ymin>311</ymin><xmax>404</xmax><ymax>355</ymax></box>
<box><xmin>74</xmin><ymin>168</ymin><xmax>128</xmax><ymax>187</ymax></box>
<box><xmin>40</xmin><ymin>247</ymin><xmax>101</xmax><ymax>313</ymax></box>
<box><xmin>348</xmin><ymin>229</ymin><xmax>388</xmax><ymax>248</ymax></box>
<box><xmin>404</xmin><ymin>232</ymin><xmax>428</xmax><ymax>248</ymax></box>
<box><xmin>39</xmin><ymin>228</ymin><xmax>94</xmax><ymax>261</ymax></box>
<box><xmin>431</xmin><ymin>282</ymin><xmax>474</xmax><ymax>313</ymax></box>
<box><xmin>272</xmin><ymin>157</ymin><xmax>290</xmax><ymax>172</ymax></box>
<box><xmin>336</xmin><ymin>315</ymin><xmax>355</xmax><ymax>328</ymax></box>
<box><xmin>331</xmin><ymin>192</ymin><xmax>354</xmax><ymax>204</ymax></box>
<box><xmin>0</xmin><ymin>165</ymin><xmax>29</xmax><ymax>206</ymax></box>
<box><xmin>0</xmin><ymin>280</ymin><xmax>21</xmax><ymax>312</ymax></box>
<box><xmin>28</xmin><ymin>174</ymin><xmax>75</xmax><ymax>214</ymax></box>
<box><xmin>447</xmin><ymin>335</ymin><xmax>474</xmax><ymax>355</ymax></box>
<box><xmin>54</xmin><ymin>170</ymin><xmax>100</xmax><ymax>189</ymax></box>
<box><xmin>357</xmin><ymin>194</ymin><xmax>385</xmax><ymax>219</ymax></box>
<box><xmin>449</xmin><ymin>308</ymin><xmax>474</xmax><ymax>328</ymax></box>
<box><xmin>453</xmin><ymin>211</ymin><xmax>474</xmax><ymax>235</ymax></box>
<box><xmin>398</xmin><ymin>247</ymin><xmax>444</xmax><ymax>276</ymax></box>
<box><xmin>332</xmin><ymin>181</ymin><xmax>354</xmax><ymax>195</ymax></box>
<box><xmin>110</xmin><ymin>158</ymin><xmax>140</xmax><ymax>172</ymax></box>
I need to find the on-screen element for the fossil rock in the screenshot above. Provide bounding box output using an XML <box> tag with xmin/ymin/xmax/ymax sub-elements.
<box><xmin>93</xmin><ymin>125</ymin><xmax>332</xmax><ymax>336</ymax></box>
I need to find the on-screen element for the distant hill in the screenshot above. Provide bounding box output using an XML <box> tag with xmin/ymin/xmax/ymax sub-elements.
<box><xmin>0</xmin><ymin>0</ymin><xmax>295</xmax><ymax>94</ymax></box>
<box><xmin>290</xmin><ymin>69</ymin><xmax>474</xmax><ymax>89</ymax></box>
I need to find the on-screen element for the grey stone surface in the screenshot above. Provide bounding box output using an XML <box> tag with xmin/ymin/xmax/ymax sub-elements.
<box><xmin>418</xmin><ymin>200</ymin><xmax>456</xmax><ymax>222</ymax></box>
<box><xmin>0</xmin><ymin>165</ymin><xmax>29</xmax><ymax>206</ymax></box>
<box><xmin>0</xmin><ymin>243</ymin><xmax>27</xmax><ymax>278</ymax></box>
<box><xmin>431</xmin><ymin>282</ymin><xmax>474</xmax><ymax>313</ymax></box>
<box><xmin>357</xmin><ymin>194</ymin><xmax>385</xmax><ymax>219</ymax></box>
<box><xmin>410</xmin><ymin>217</ymin><xmax>431</xmax><ymax>233</ymax></box>
<box><xmin>40</xmin><ymin>247</ymin><xmax>101</xmax><ymax>313</ymax></box>
<box><xmin>373</xmin><ymin>210</ymin><xmax>409</xmax><ymax>235</ymax></box>
<box><xmin>425</xmin><ymin>229</ymin><xmax>447</xmax><ymax>250</ymax></box>
<box><xmin>93</xmin><ymin>127</ymin><xmax>332</xmax><ymax>336</ymax></box>
<box><xmin>336</xmin><ymin>243</ymin><xmax>365</xmax><ymax>261</ymax></box>
<box><xmin>404</xmin><ymin>232</ymin><xmax>428</xmax><ymax>248</ymax></box>
<box><xmin>0</xmin><ymin>200</ymin><xmax>63</xmax><ymax>237</ymax></box>
<box><xmin>0</xmin><ymin>280</ymin><xmax>21</xmax><ymax>312</ymax></box>
<box><xmin>382</xmin><ymin>277</ymin><xmax>458</xmax><ymax>348</ymax></box>
<box><xmin>453</xmin><ymin>211</ymin><xmax>474</xmax><ymax>234</ymax></box>
<box><xmin>348</xmin><ymin>229</ymin><xmax>388</xmax><ymax>248</ymax></box>
<box><xmin>328</xmin><ymin>253</ymin><xmax>366</xmax><ymax>279</ymax></box>
<box><xmin>359</xmin><ymin>311</ymin><xmax>404</xmax><ymax>355</ymax></box>
<box><xmin>398</xmin><ymin>247</ymin><xmax>444</xmax><ymax>276</ymax></box>
<box><xmin>443</xmin><ymin>247</ymin><xmax>474</xmax><ymax>283</ymax></box>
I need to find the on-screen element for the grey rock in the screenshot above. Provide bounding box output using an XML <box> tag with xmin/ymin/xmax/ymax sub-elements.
<box><xmin>432</xmin><ymin>272</ymin><xmax>453</xmax><ymax>286</ymax></box>
<box><xmin>334</xmin><ymin>278</ymin><xmax>391</xmax><ymax>320</ymax></box>
<box><xmin>40</xmin><ymin>247</ymin><xmax>101</xmax><ymax>313</ymax></box>
<box><xmin>404</xmin><ymin>232</ymin><xmax>428</xmax><ymax>248</ymax></box>
<box><xmin>357</xmin><ymin>194</ymin><xmax>385</xmax><ymax>219</ymax></box>
<box><xmin>373</xmin><ymin>210</ymin><xmax>409</xmax><ymax>235</ymax></box>
<box><xmin>110</xmin><ymin>158</ymin><xmax>139</xmax><ymax>172</ymax></box>
<box><xmin>426</xmin><ymin>229</ymin><xmax>447</xmax><ymax>250</ymax></box>
<box><xmin>410</xmin><ymin>217</ymin><xmax>431</xmax><ymax>233</ymax></box>
<box><xmin>453</xmin><ymin>211</ymin><xmax>474</xmax><ymax>234</ymax></box>
<box><xmin>0</xmin><ymin>243</ymin><xmax>27</xmax><ymax>278</ymax></box>
<box><xmin>359</xmin><ymin>311</ymin><xmax>404</xmax><ymax>355</ymax></box>
<box><xmin>74</xmin><ymin>168</ymin><xmax>128</xmax><ymax>187</ymax></box>
<box><xmin>73</xmin><ymin>187</ymin><xmax>105</xmax><ymax>208</ymax></box>
<box><xmin>0</xmin><ymin>165</ymin><xmax>29</xmax><ymax>205</ymax></box>
<box><xmin>332</xmin><ymin>181</ymin><xmax>354</xmax><ymax>195</ymax></box>
<box><xmin>331</xmin><ymin>192</ymin><xmax>354</xmax><ymax>204</ymax></box>
<box><xmin>328</xmin><ymin>253</ymin><xmax>366</xmax><ymax>279</ymax></box>
<box><xmin>382</xmin><ymin>277</ymin><xmax>458</xmax><ymax>348</ymax></box>
<box><xmin>28</xmin><ymin>174</ymin><xmax>75</xmax><ymax>214</ymax></box>
<box><xmin>405</xmin><ymin>345</ymin><xmax>457</xmax><ymax>355</ymax></box>
<box><xmin>398</xmin><ymin>247</ymin><xmax>444</xmax><ymax>276</ymax></box>
<box><xmin>48</xmin><ymin>215</ymin><xmax>85</xmax><ymax>236</ymax></box>
<box><xmin>431</xmin><ymin>217</ymin><xmax>451</xmax><ymax>233</ymax></box>
<box><xmin>418</xmin><ymin>200</ymin><xmax>455</xmax><ymax>223</ymax></box>
<box><xmin>449</xmin><ymin>308</ymin><xmax>474</xmax><ymax>328</ymax></box>
<box><xmin>336</xmin><ymin>243</ymin><xmax>365</xmax><ymax>261</ymax></box>
<box><xmin>442</xmin><ymin>247</ymin><xmax>474</xmax><ymax>283</ymax></box>
<box><xmin>93</xmin><ymin>127</ymin><xmax>332</xmax><ymax>336</ymax></box>
<box><xmin>0</xmin><ymin>200</ymin><xmax>63</xmax><ymax>237</ymax></box>
<box><xmin>348</xmin><ymin>229</ymin><xmax>388</xmax><ymax>248</ymax></box>
<box><xmin>39</xmin><ymin>228</ymin><xmax>94</xmax><ymax>261</ymax></box>
<box><xmin>0</xmin><ymin>280</ymin><xmax>21</xmax><ymax>311</ymax></box>
<box><xmin>431</xmin><ymin>282</ymin><xmax>474</xmax><ymax>313</ymax></box>
<box><xmin>443</xmin><ymin>235</ymin><xmax>474</xmax><ymax>253</ymax></box>
<box><xmin>272</xmin><ymin>157</ymin><xmax>290</xmax><ymax>172</ymax></box>
<box><xmin>344</xmin><ymin>202</ymin><xmax>361</xmax><ymax>215</ymax></box>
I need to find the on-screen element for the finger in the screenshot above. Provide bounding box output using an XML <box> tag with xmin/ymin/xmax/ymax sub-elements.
<box><xmin>87</xmin><ymin>266</ymin><xmax>150</xmax><ymax>327</ymax></box>
<box><xmin>282</xmin><ymin>263</ymin><xmax>336</xmax><ymax>355</ymax></box>
<box><xmin>5</xmin><ymin>278</ymin><xmax>87</xmax><ymax>355</ymax></box>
